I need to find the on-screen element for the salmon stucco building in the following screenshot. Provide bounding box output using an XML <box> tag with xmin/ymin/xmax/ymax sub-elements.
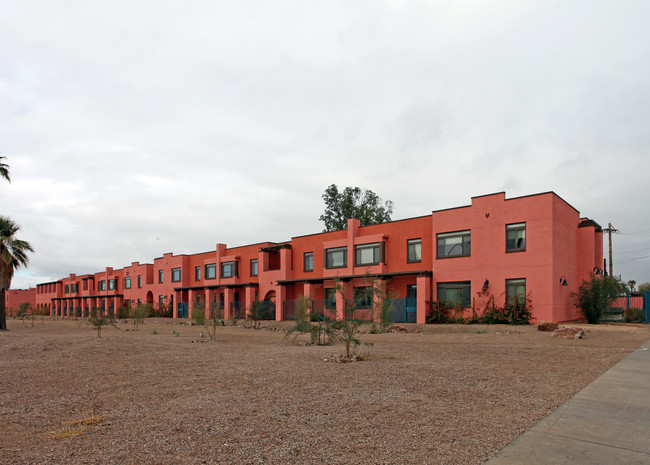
<box><xmin>3</xmin><ymin>288</ymin><xmax>37</xmax><ymax>315</ymax></box>
<box><xmin>34</xmin><ymin>192</ymin><xmax>603</xmax><ymax>324</ymax></box>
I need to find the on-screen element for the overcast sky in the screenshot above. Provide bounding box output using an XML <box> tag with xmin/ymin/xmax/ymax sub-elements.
<box><xmin>2</xmin><ymin>0</ymin><xmax>649</xmax><ymax>289</ymax></box>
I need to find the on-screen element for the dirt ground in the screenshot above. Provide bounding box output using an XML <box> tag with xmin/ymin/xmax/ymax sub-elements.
<box><xmin>1</xmin><ymin>318</ymin><xmax>648</xmax><ymax>465</ymax></box>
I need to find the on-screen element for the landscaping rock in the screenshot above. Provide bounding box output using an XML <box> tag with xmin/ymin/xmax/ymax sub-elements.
<box><xmin>551</xmin><ymin>327</ymin><xmax>585</xmax><ymax>339</ymax></box>
<box><xmin>387</xmin><ymin>325</ymin><xmax>410</xmax><ymax>333</ymax></box>
<box><xmin>537</xmin><ymin>321</ymin><xmax>559</xmax><ymax>332</ymax></box>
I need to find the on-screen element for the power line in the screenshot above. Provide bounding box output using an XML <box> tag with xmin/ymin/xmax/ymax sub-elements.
<box><xmin>614</xmin><ymin>256</ymin><xmax>650</xmax><ymax>265</ymax></box>
<box><xmin>617</xmin><ymin>247</ymin><xmax>650</xmax><ymax>254</ymax></box>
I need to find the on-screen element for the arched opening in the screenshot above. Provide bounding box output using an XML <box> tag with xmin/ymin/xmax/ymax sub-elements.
<box><xmin>261</xmin><ymin>290</ymin><xmax>276</xmax><ymax>320</ymax></box>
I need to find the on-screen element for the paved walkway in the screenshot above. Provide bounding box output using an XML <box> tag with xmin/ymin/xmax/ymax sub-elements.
<box><xmin>485</xmin><ymin>338</ymin><xmax>650</xmax><ymax>465</ymax></box>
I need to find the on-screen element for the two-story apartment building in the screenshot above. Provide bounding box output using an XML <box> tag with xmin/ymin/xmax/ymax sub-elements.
<box><xmin>35</xmin><ymin>192</ymin><xmax>603</xmax><ymax>323</ymax></box>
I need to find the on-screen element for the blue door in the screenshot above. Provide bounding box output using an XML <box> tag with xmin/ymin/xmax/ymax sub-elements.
<box><xmin>406</xmin><ymin>285</ymin><xmax>417</xmax><ymax>323</ymax></box>
<box><xmin>178</xmin><ymin>302</ymin><xmax>188</xmax><ymax>318</ymax></box>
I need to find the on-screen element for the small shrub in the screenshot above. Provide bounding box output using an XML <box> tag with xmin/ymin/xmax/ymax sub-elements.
<box><xmin>116</xmin><ymin>305</ymin><xmax>130</xmax><ymax>320</ymax></box>
<box><xmin>86</xmin><ymin>307</ymin><xmax>117</xmax><ymax>338</ymax></box>
<box><xmin>129</xmin><ymin>304</ymin><xmax>150</xmax><ymax>330</ymax></box>
<box><xmin>192</xmin><ymin>304</ymin><xmax>219</xmax><ymax>342</ymax></box>
<box><xmin>172</xmin><ymin>329</ymin><xmax>180</xmax><ymax>337</ymax></box>
<box><xmin>572</xmin><ymin>273</ymin><xmax>625</xmax><ymax>324</ymax></box>
<box><xmin>623</xmin><ymin>307</ymin><xmax>644</xmax><ymax>323</ymax></box>
<box><xmin>152</xmin><ymin>328</ymin><xmax>158</xmax><ymax>335</ymax></box>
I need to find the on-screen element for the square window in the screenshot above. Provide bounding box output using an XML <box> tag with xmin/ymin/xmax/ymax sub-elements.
<box><xmin>250</xmin><ymin>259</ymin><xmax>258</xmax><ymax>277</ymax></box>
<box><xmin>221</xmin><ymin>261</ymin><xmax>237</xmax><ymax>278</ymax></box>
<box><xmin>506</xmin><ymin>223</ymin><xmax>526</xmax><ymax>252</ymax></box>
<box><xmin>205</xmin><ymin>264</ymin><xmax>217</xmax><ymax>280</ymax></box>
<box><xmin>304</xmin><ymin>252</ymin><xmax>314</xmax><ymax>272</ymax></box>
<box><xmin>108</xmin><ymin>279</ymin><xmax>116</xmax><ymax>290</ymax></box>
<box><xmin>172</xmin><ymin>267</ymin><xmax>181</xmax><ymax>283</ymax></box>
<box><xmin>124</xmin><ymin>277</ymin><xmax>131</xmax><ymax>289</ymax></box>
<box><xmin>437</xmin><ymin>230</ymin><xmax>471</xmax><ymax>258</ymax></box>
<box><xmin>98</xmin><ymin>280</ymin><xmax>106</xmax><ymax>291</ymax></box>
<box><xmin>195</xmin><ymin>266</ymin><xmax>201</xmax><ymax>281</ymax></box>
<box><xmin>506</xmin><ymin>279</ymin><xmax>526</xmax><ymax>304</ymax></box>
<box><xmin>437</xmin><ymin>282</ymin><xmax>471</xmax><ymax>307</ymax></box>
<box><xmin>407</xmin><ymin>239</ymin><xmax>422</xmax><ymax>263</ymax></box>
<box><xmin>355</xmin><ymin>243</ymin><xmax>381</xmax><ymax>266</ymax></box>
<box><xmin>324</xmin><ymin>288</ymin><xmax>337</xmax><ymax>309</ymax></box>
<box><xmin>354</xmin><ymin>286</ymin><xmax>373</xmax><ymax>309</ymax></box>
<box><xmin>325</xmin><ymin>247</ymin><xmax>347</xmax><ymax>269</ymax></box>
<box><xmin>158</xmin><ymin>269</ymin><xmax>164</xmax><ymax>283</ymax></box>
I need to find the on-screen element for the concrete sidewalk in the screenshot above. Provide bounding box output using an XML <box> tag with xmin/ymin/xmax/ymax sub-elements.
<box><xmin>485</xmin><ymin>339</ymin><xmax>650</xmax><ymax>465</ymax></box>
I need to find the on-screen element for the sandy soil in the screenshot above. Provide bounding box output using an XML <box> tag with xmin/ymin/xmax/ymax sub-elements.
<box><xmin>1</xmin><ymin>318</ymin><xmax>648</xmax><ymax>465</ymax></box>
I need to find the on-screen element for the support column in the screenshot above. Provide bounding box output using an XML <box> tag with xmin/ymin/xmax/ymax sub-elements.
<box><xmin>205</xmin><ymin>288</ymin><xmax>214</xmax><ymax>319</ymax></box>
<box><xmin>244</xmin><ymin>286</ymin><xmax>256</xmax><ymax>318</ymax></box>
<box><xmin>276</xmin><ymin>285</ymin><xmax>287</xmax><ymax>321</ymax></box>
<box><xmin>416</xmin><ymin>275</ymin><xmax>431</xmax><ymax>325</ymax></box>
<box><xmin>188</xmin><ymin>289</ymin><xmax>196</xmax><ymax>317</ymax></box>
<box><xmin>373</xmin><ymin>279</ymin><xmax>387</xmax><ymax>323</ymax></box>
<box><xmin>224</xmin><ymin>288</ymin><xmax>234</xmax><ymax>320</ymax></box>
<box><xmin>336</xmin><ymin>281</ymin><xmax>353</xmax><ymax>320</ymax></box>
<box><xmin>172</xmin><ymin>291</ymin><xmax>179</xmax><ymax>319</ymax></box>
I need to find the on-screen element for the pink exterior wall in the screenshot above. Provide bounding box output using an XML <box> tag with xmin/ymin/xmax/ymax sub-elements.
<box><xmin>35</xmin><ymin>191</ymin><xmax>603</xmax><ymax>323</ymax></box>
<box><xmin>4</xmin><ymin>288</ymin><xmax>36</xmax><ymax>315</ymax></box>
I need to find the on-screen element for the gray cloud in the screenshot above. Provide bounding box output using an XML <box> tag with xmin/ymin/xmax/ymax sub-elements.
<box><xmin>2</xmin><ymin>0</ymin><xmax>649</xmax><ymax>288</ymax></box>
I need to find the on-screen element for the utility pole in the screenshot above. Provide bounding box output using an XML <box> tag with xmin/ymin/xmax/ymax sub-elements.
<box><xmin>603</xmin><ymin>223</ymin><xmax>619</xmax><ymax>278</ymax></box>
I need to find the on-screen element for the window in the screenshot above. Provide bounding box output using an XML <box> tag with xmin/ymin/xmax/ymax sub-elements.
<box><xmin>325</xmin><ymin>247</ymin><xmax>347</xmax><ymax>269</ymax></box>
<box><xmin>124</xmin><ymin>277</ymin><xmax>131</xmax><ymax>289</ymax></box>
<box><xmin>354</xmin><ymin>286</ymin><xmax>373</xmax><ymax>309</ymax></box>
<box><xmin>158</xmin><ymin>270</ymin><xmax>164</xmax><ymax>283</ymax></box>
<box><xmin>407</xmin><ymin>239</ymin><xmax>422</xmax><ymax>263</ymax></box>
<box><xmin>137</xmin><ymin>275</ymin><xmax>142</xmax><ymax>288</ymax></box>
<box><xmin>195</xmin><ymin>266</ymin><xmax>201</xmax><ymax>281</ymax></box>
<box><xmin>172</xmin><ymin>267</ymin><xmax>181</xmax><ymax>282</ymax></box>
<box><xmin>506</xmin><ymin>223</ymin><xmax>526</xmax><ymax>252</ymax></box>
<box><xmin>108</xmin><ymin>279</ymin><xmax>116</xmax><ymax>290</ymax></box>
<box><xmin>250</xmin><ymin>259</ymin><xmax>258</xmax><ymax>277</ymax></box>
<box><xmin>355</xmin><ymin>243</ymin><xmax>382</xmax><ymax>266</ymax></box>
<box><xmin>98</xmin><ymin>280</ymin><xmax>106</xmax><ymax>291</ymax></box>
<box><xmin>437</xmin><ymin>282</ymin><xmax>471</xmax><ymax>307</ymax></box>
<box><xmin>64</xmin><ymin>285</ymin><xmax>69</xmax><ymax>294</ymax></box>
<box><xmin>158</xmin><ymin>295</ymin><xmax>164</xmax><ymax>308</ymax></box>
<box><xmin>205</xmin><ymin>264</ymin><xmax>217</xmax><ymax>280</ymax></box>
<box><xmin>304</xmin><ymin>252</ymin><xmax>314</xmax><ymax>272</ymax></box>
<box><xmin>71</xmin><ymin>284</ymin><xmax>78</xmax><ymax>293</ymax></box>
<box><xmin>324</xmin><ymin>288</ymin><xmax>337</xmax><ymax>309</ymax></box>
<box><xmin>221</xmin><ymin>261</ymin><xmax>237</xmax><ymax>278</ymax></box>
<box><xmin>506</xmin><ymin>279</ymin><xmax>526</xmax><ymax>304</ymax></box>
<box><xmin>437</xmin><ymin>230</ymin><xmax>471</xmax><ymax>258</ymax></box>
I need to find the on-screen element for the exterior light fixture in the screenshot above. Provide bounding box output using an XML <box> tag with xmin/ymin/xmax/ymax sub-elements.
<box><xmin>560</xmin><ymin>276</ymin><xmax>568</xmax><ymax>286</ymax></box>
<box><xmin>483</xmin><ymin>279</ymin><xmax>489</xmax><ymax>289</ymax></box>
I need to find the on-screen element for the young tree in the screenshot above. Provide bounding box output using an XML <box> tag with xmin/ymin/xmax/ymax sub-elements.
<box><xmin>319</xmin><ymin>184</ymin><xmax>393</xmax><ymax>232</ymax></box>
<box><xmin>0</xmin><ymin>216</ymin><xmax>35</xmax><ymax>330</ymax></box>
<box><xmin>572</xmin><ymin>273</ymin><xmax>625</xmax><ymax>324</ymax></box>
<box><xmin>329</xmin><ymin>279</ymin><xmax>369</xmax><ymax>360</ymax></box>
<box><xmin>129</xmin><ymin>303</ymin><xmax>150</xmax><ymax>330</ymax></box>
<box><xmin>192</xmin><ymin>303</ymin><xmax>219</xmax><ymax>341</ymax></box>
<box><xmin>86</xmin><ymin>307</ymin><xmax>117</xmax><ymax>338</ymax></box>
<box><xmin>17</xmin><ymin>302</ymin><xmax>32</xmax><ymax>327</ymax></box>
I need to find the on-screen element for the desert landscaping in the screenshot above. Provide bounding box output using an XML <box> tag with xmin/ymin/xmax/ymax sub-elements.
<box><xmin>1</xmin><ymin>318</ymin><xmax>649</xmax><ymax>465</ymax></box>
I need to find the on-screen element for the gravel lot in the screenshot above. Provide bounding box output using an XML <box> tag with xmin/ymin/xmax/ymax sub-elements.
<box><xmin>1</xmin><ymin>318</ymin><xmax>648</xmax><ymax>465</ymax></box>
